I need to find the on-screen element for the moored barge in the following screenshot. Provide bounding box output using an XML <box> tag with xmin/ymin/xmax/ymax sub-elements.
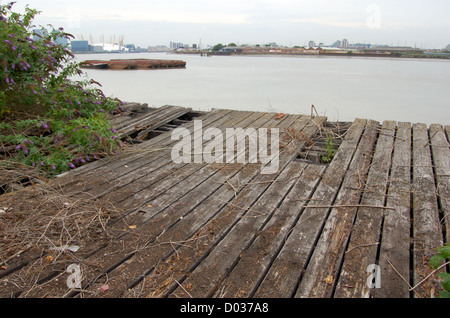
<box><xmin>80</xmin><ymin>58</ymin><xmax>186</xmax><ymax>70</ymax></box>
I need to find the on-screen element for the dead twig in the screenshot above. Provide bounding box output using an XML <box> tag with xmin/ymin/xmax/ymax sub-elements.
<box><xmin>409</xmin><ymin>260</ymin><xmax>450</xmax><ymax>293</ymax></box>
<box><xmin>304</xmin><ymin>204</ymin><xmax>396</xmax><ymax>211</ymax></box>
<box><xmin>174</xmin><ymin>279</ymin><xmax>193</xmax><ymax>298</ymax></box>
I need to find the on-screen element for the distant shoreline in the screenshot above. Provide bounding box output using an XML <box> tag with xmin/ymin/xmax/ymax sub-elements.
<box><xmin>171</xmin><ymin>51</ymin><xmax>450</xmax><ymax>60</ymax></box>
<box><xmin>71</xmin><ymin>50</ymin><xmax>450</xmax><ymax>61</ymax></box>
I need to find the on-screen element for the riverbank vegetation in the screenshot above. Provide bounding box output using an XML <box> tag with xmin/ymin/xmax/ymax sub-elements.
<box><xmin>0</xmin><ymin>2</ymin><xmax>123</xmax><ymax>190</ymax></box>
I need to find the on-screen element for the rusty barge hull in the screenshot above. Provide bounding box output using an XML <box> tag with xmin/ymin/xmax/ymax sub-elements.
<box><xmin>80</xmin><ymin>58</ymin><xmax>186</xmax><ymax>70</ymax></box>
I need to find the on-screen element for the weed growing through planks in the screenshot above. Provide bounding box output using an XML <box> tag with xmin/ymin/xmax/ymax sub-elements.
<box><xmin>320</xmin><ymin>133</ymin><xmax>336</xmax><ymax>164</ymax></box>
<box><xmin>429</xmin><ymin>243</ymin><xmax>450</xmax><ymax>298</ymax></box>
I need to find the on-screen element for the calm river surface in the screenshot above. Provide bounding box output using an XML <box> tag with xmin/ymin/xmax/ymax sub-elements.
<box><xmin>75</xmin><ymin>52</ymin><xmax>450</xmax><ymax>125</ymax></box>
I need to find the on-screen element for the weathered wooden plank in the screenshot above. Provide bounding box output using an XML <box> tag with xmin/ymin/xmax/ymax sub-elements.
<box><xmin>118</xmin><ymin>105</ymin><xmax>191</xmax><ymax>138</ymax></box>
<box><xmin>53</xmin><ymin>107</ymin><xmax>216</xmax><ymax>186</ymax></box>
<box><xmin>166</xmin><ymin>116</ymin><xmax>327</xmax><ymax>298</ymax></box>
<box><xmin>168</xmin><ymin>163</ymin><xmax>306</xmax><ymax>298</ymax></box>
<box><xmin>372</xmin><ymin>122</ymin><xmax>412</xmax><ymax>298</ymax></box>
<box><xmin>73</xmin><ymin>113</ymin><xmax>297</xmax><ymax>297</ymax></box>
<box><xmin>111</xmin><ymin>111</ymin><xmax>268</xmax><ymax>211</ymax></box>
<box><xmin>214</xmin><ymin>162</ymin><xmax>327</xmax><ymax>298</ymax></box>
<box><xmin>334</xmin><ymin>120</ymin><xmax>396</xmax><ymax>298</ymax></box>
<box><xmin>109</xmin><ymin>103</ymin><xmax>152</xmax><ymax>128</ymax></box>
<box><xmin>88</xmin><ymin>115</ymin><xmax>304</xmax><ymax>297</ymax></box>
<box><xmin>253</xmin><ymin>118</ymin><xmax>367</xmax><ymax>298</ymax></box>
<box><xmin>114</xmin><ymin>115</ymin><xmax>307</xmax><ymax>297</ymax></box>
<box><xmin>112</xmin><ymin>104</ymin><xmax>173</xmax><ymax>131</ymax></box>
<box><xmin>429</xmin><ymin>124</ymin><xmax>450</xmax><ymax>243</ymax></box>
<box><xmin>55</xmin><ymin>109</ymin><xmax>235</xmax><ymax>196</ymax></box>
<box><xmin>411</xmin><ymin>123</ymin><xmax>444</xmax><ymax>298</ymax></box>
<box><xmin>21</xmin><ymin>111</ymin><xmax>285</xmax><ymax>297</ymax></box>
<box><xmin>132</xmin><ymin>111</ymin><xmax>276</xmax><ymax>219</ymax></box>
<box><xmin>61</xmin><ymin>108</ymin><xmax>228</xmax><ymax>180</ymax></box>
<box><xmin>294</xmin><ymin>120</ymin><xmax>379</xmax><ymax>298</ymax></box>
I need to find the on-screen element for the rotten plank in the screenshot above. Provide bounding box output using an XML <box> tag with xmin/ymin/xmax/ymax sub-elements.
<box><xmin>111</xmin><ymin>111</ymin><xmax>267</xmax><ymax>211</ymax></box>
<box><xmin>334</xmin><ymin>120</ymin><xmax>396</xmax><ymax>298</ymax></box>
<box><xmin>253</xmin><ymin>118</ymin><xmax>368</xmax><ymax>298</ymax></box>
<box><xmin>118</xmin><ymin>105</ymin><xmax>191</xmax><ymax>138</ymax></box>
<box><xmin>213</xmin><ymin>162</ymin><xmax>327</xmax><ymax>298</ymax></box>
<box><xmin>411</xmin><ymin>123</ymin><xmax>444</xmax><ymax>298</ymax></box>
<box><xmin>18</xmin><ymin>111</ymin><xmax>284</xmax><ymax>297</ymax></box>
<box><xmin>293</xmin><ymin>119</ymin><xmax>379</xmax><ymax>298</ymax></box>
<box><xmin>119</xmin><ymin>115</ymin><xmax>307</xmax><ymax>298</ymax></box>
<box><xmin>373</xmin><ymin>122</ymin><xmax>412</xmax><ymax>298</ymax></box>
<box><xmin>55</xmin><ymin>109</ymin><xmax>235</xmax><ymax>196</ymax></box>
<box><xmin>429</xmin><ymin>124</ymin><xmax>450</xmax><ymax>243</ymax></box>
<box><xmin>70</xmin><ymin>112</ymin><xmax>297</xmax><ymax>297</ymax></box>
<box><xmin>166</xmin><ymin>116</ymin><xmax>327</xmax><ymax>298</ymax></box>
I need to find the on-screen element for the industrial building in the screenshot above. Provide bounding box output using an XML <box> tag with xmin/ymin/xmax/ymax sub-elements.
<box><xmin>70</xmin><ymin>40</ymin><xmax>90</xmax><ymax>53</ymax></box>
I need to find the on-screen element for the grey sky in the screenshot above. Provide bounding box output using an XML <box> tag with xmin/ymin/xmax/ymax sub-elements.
<box><xmin>7</xmin><ymin>0</ymin><xmax>450</xmax><ymax>49</ymax></box>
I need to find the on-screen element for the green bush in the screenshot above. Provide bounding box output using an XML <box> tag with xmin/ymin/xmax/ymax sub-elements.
<box><xmin>430</xmin><ymin>243</ymin><xmax>450</xmax><ymax>298</ymax></box>
<box><xmin>0</xmin><ymin>2</ymin><xmax>123</xmax><ymax>176</ymax></box>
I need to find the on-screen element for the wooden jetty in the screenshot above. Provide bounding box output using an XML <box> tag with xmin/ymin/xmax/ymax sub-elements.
<box><xmin>80</xmin><ymin>58</ymin><xmax>186</xmax><ymax>70</ymax></box>
<box><xmin>0</xmin><ymin>103</ymin><xmax>448</xmax><ymax>298</ymax></box>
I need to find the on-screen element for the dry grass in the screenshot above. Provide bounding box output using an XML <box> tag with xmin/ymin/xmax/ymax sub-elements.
<box><xmin>0</xmin><ymin>175</ymin><xmax>125</xmax><ymax>296</ymax></box>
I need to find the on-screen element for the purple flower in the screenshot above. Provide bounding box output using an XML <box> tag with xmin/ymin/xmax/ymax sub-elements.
<box><xmin>41</xmin><ymin>122</ymin><xmax>49</xmax><ymax>130</ymax></box>
<box><xmin>11</xmin><ymin>45</ymin><xmax>16</xmax><ymax>51</ymax></box>
<box><xmin>50</xmin><ymin>164</ymin><xmax>56</xmax><ymax>170</ymax></box>
<box><xmin>23</xmin><ymin>149</ymin><xmax>28</xmax><ymax>154</ymax></box>
<box><xmin>4</xmin><ymin>39</ymin><xmax>11</xmax><ymax>45</ymax></box>
<box><xmin>30</xmin><ymin>45</ymin><xmax>37</xmax><ymax>50</ymax></box>
<box><xmin>110</xmin><ymin>128</ymin><xmax>118</xmax><ymax>134</ymax></box>
<box><xmin>8</xmin><ymin>34</ymin><xmax>14</xmax><ymax>38</ymax></box>
<box><xmin>68</xmin><ymin>162</ymin><xmax>75</xmax><ymax>169</ymax></box>
<box><xmin>15</xmin><ymin>144</ymin><xmax>22</xmax><ymax>150</ymax></box>
<box><xmin>11</xmin><ymin>63</ymin><xmax>15</xmax><ymax>70</ymax></box>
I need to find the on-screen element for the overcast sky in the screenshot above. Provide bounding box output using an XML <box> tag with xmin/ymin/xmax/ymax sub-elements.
<box><xmin>7</xmin><ymin>0</ymin><xmax>450</xmax><ymax>49</ymax></box>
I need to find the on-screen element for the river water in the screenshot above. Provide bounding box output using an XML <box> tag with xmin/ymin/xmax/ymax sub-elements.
<box><xmin>74</xmin><ymin>52</ymin><xmax>450</xmax><ymax>125</ymax></box>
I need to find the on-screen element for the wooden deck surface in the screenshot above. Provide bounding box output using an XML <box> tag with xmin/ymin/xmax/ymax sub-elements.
<box><xmin>0</xmin><ymin>104</ymin><xmax>448</xmax><ymax>298</ymax></box>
